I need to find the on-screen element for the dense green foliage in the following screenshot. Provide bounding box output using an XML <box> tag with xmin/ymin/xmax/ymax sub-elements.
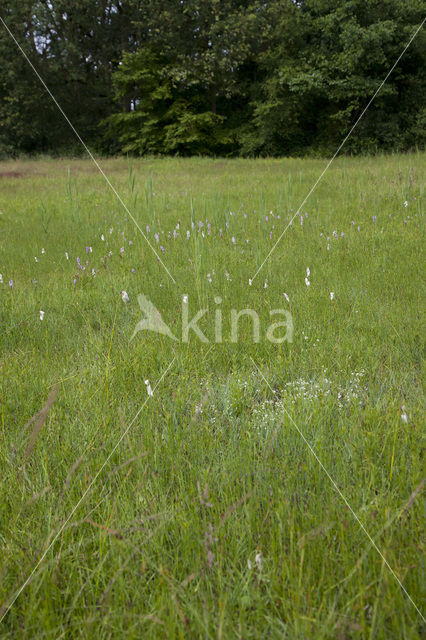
<box><xmin>0</xmin><ymin>1</ymin><xmax>425</xmax><ymax>156</ymax></box>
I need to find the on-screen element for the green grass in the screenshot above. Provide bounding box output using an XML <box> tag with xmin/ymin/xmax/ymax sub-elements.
<box><xmin>0</xmin><ymin>154</ymin><xmax>424</xmax><ymax>638</ymax></box>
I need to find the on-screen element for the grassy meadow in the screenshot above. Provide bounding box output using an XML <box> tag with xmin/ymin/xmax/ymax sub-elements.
<box><xmin>0</xmin><ymin>153</ymin><xmax>424</xmax><ymax>638</ymax></box>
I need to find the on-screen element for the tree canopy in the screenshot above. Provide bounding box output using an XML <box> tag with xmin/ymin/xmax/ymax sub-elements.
<box><xmin>0</xmin><ymin>0</ymin><xmax>424</xmax><ymax>156</ymax></box>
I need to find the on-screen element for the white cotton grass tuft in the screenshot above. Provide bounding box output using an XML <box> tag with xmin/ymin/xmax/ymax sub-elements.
<box><xmin>304</xmin><ymin>267</ymin><xmax>311</xmax><ymax>286</ymax></box>
<box><xmin>145</xmin><ymin>379</ymin><xmax>154</xmax><ymax>397</ymax></box>
<box><xmin>39</xmin><ymin>310</ymin><xmax>45</xmax><ymax>321</ymax></box>
<box><xmin>121</xmin><ymin>290</ymin><xmax>130</xmax><ymax>303</ymax></box>
<box><xmin>330</xmin><ymin>292</ymin><xmax>335</xmax><ymax>300</ymax></box>
<box><xmin>401</xmin><ymin>406</ymin><xmax>408</xmax><ymax>424</ymax></box>
<box><xmin>248</xmin><ymin>553</ymin><xmax>263</xmax><ymax>571</ymax></box>
<box><xmin>182</xmin><ymin>294</ymin><xmax>188</xmax><ymax>304</ymax></box>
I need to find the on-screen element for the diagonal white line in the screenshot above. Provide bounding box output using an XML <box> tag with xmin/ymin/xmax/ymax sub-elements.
<box><xmin>0</xmin><ymin>356</ymin><xmax>176</xmax><ymax>625</ymax></box>
<box><xmin>0</xmin><ymin>16</ymin><xmax>176</xmax><ymax>285</ymax></box>
<box><xmin>250</xmin><ymin>356</ymin><xmax>425</xmax><ymax>623</ymax></box>
<box><xmin>329</xmin><ymin>480</ymin><xmax>424</xmax><ymax>596</ymax></box>
<box><xmin>250</xmin><ymin>18</ymin><xmax>425</xmax><ymax>283</ymax></box>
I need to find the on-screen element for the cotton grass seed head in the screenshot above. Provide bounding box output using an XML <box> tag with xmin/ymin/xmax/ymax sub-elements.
<box><xmin>145</xmin><ymin>379</ymin><xmax>153</xmax><ymax>397</ymax></box>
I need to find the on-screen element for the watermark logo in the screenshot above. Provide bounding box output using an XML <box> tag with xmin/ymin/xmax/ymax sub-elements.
<box><xmin>131</xmin><ymin>294</ymin><xmax>293</xmax><ymax>344</ymax></box>
<box><xmin>130</xmin><ymin>294</ymin><xmax>178</xmax><ymax>341</ymax></box>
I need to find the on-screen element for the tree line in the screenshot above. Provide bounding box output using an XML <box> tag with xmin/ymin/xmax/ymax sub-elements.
<box><xmin>0</xmin><ymin>1</ymin><xmax>424</xmax><ymax>157</ymax></box>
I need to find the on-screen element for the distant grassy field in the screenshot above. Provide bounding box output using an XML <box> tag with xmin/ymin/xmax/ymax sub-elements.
<box><xmin>0</xmin><ymin>154</ymin><xmax>424</xmax><ymax>638</ymax></box>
